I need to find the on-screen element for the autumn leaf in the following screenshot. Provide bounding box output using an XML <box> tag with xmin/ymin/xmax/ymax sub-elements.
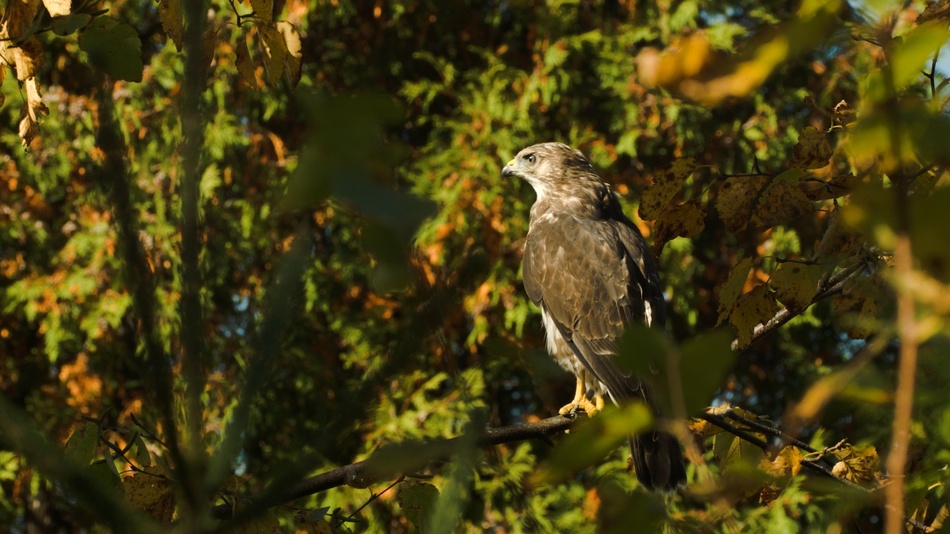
<box><xmin>639</xmin><ymin>157</ymin><xmax>699</xmax><ymax>220</ymax></box>
<box><xmin>816</xmin><ymin>211</ymin><xmax>864</xmax><ymax>260</ymax></box>
<box><xmin>250</xmin><ymin>0</ymin><xmax>274</xmax><ymax>22</ymax></box>
<box><xmin>788</xmin><ymin>126</ymin><xmax>833</xmax><ymax>169</ymax></box>
<box><xmin>156</xmin><ymin>0</ymin><xmax>183</xmax><ymax>51</ymax></box>
<box><xmin>716</xmin><ymin>175</ymin><xmax>770</xmax><ymax>233</ymax></box>
<box><xmin>651</xmin><ymin>198</ymin><xmax>706</xmax><ymax>255</ymax></box>
<box><xmin>769</xmin><ymin>262</ymin><xmax>824</xmax><ymax>311</ymax></box>
<box><xmin>751</xmin><ymin>179</ymin><xmax>813</xmax><ymax>229</ymax></box>
<box><xmin>277</xmin><ymin>21</ymin><xmax>302</xmax><ymax>87</ymax></box>
<box><xmin>730</xmin><ymin>284</ymin><xmax>778</xmax><ymax>349</ymax></box>
<box><xmin>831</xmin><ymin>270</ymin><xmax>891</xmax><ymax>339</ymax></box>
<box><xmin>235</xmin><ymin>34</ymin><xmax>259</xmax><ymax>88</ymax></box>
<box><xmin>123</xmin><ymin>465</ymin><xmax>174</xmax><ymax>522</ymax></box>
<box><xmin>259</xmin><ymin>23</ymin><xmax>287</xmax><ymax>85</ymax></box>
<box><xmin>397</xmin><ymin>482</ymin><xmax>439</xmax><ymax>531</ymax></box>
<box><xmin>717</xmin><ymin>257</ymin><xmax>753</xmax><ymax>325</ymax></box>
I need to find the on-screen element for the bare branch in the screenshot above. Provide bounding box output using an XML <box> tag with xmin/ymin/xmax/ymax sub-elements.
<box><xmin>209</xmin><ymin>414</ymin><xmax>576</xmax><ymax>520</ymax></box>
<box><xmin>731</xmin><ymin>261</ymin><xmax>866</xmax><ymax>351</ymax></box>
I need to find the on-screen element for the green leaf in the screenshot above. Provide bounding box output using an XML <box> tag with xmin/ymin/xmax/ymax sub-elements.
<box><xmin>398</xmin><ymin>482</ymin><xmax>439</xmax><ymax>531</ymax></box>
<box><xmin>65</xmin><ymin>423</ymin><xmax>98</xmax><ymax>466</ymax></box>
<box><xmin>890</xmin><ymin>22</ymin><xmax>950</xmax><ymax>90</ymax></box>
<box><xmin>78</xmin><ymin>17</ymin><xmax>143</xmax><ymax>82</ymax></box>
<box><xmin>679</xmin><ymin>329</ymin><xmax>734</xmax><ymax>414</ymax></box>
<box><xmin>532</xmin><ymin>403</ymin><xmax>652</xmax><ymax>484</ymax></box>
<box><xmin>51</xmin><ymin>14</ymin><xmax>92</xmax><ymax>36</ymax></box>
<box><xmin>717</xmin><ymin>257</ymin><xmax>752</xmax><ymax>324</ymax></box>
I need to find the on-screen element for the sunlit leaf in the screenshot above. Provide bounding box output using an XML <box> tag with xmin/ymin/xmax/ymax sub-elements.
<box><xmin>532</xmin><ymin>404</ymin><xmax>652</xmax><ymax>485</ymax></box>
<box><xmin>890</xmin><ymin>22</ymin><xmax>950</xmax><ymax>91</ymax></box>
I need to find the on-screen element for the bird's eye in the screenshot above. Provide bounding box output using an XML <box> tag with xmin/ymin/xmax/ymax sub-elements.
<box><xmin>524</xmin><ymin>154</ymin><xmax>536</xmax><ymax>164</ymax></box>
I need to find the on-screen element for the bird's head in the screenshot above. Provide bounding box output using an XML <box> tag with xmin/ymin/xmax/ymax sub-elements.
<box><xmin>502</xmin><ymin>142</ymin><xmax>599</xmax><ymax>201</ymax></box>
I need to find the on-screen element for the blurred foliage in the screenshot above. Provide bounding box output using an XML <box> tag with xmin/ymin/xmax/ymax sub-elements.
<box><xmin>1</xmin><ymin>0</ymin><xmax>950</xmax><ymax>532</ymax></box>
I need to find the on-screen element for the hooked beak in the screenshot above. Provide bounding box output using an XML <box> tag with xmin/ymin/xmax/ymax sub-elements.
<box><xmin>501</xmin><ymin>160</ymin><xmax>517</xmax><ymax>177</ymax></box>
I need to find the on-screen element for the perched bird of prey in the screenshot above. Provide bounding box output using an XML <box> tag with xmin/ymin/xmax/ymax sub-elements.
<box><xmin>502</xmin><ymin>142</ymin><xmax>686</xmax><ymax>491</ymax></box>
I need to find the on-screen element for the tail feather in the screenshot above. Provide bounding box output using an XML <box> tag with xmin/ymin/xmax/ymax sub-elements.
<box><xmin>629</xmin><ymin>430</ymin><xmax>686</xmax><ymax>491</ymax></box>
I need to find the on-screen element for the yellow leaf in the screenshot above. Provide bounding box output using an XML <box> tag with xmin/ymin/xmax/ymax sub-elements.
<box><xmin>638</xmin><ymin>157</ymin><xmax>698</xmax><ymax>220</ymax></box>
<box><xmin>276</xmin><ymin>21</ymin><xmax>302</xmax><ymax>87</ymax></box>
<box><xmin>716</xmin><ymin>175</ymin><xmax>770</xmax><ymax>233</ymax></box>
<box><xmin>816</xmin><ymin>210</ymin><xmax>863</xmax><ymax>259</ymax></box>
<box><xmin>751</xmin><ymin>179</ymin><xmax>812</xmax><ymax>229</ymax></box>
<box><xmin>730</xmin><ymin>284</ymin><xmax>778</xmax><ymax>349</ymax></box>
<box><xmin>250</xmin><ymin>0</ymin><xmax>273</xmax><ymax>22</ymax></box>
<box><xmin>259</xmin><ymin>23</ymin><xmax>287</xmax><ymax>85</ymax></box>
<box><xmin>651</xmin><ymin>198</ymin><xmax>705</xmax><ymax>255</ymax></box>
<box><xmin>788</xmin><ymin>126</ymin><xmax>833</xmax><ymax>169</ymax></box>
<box><xmin>764</xmin><ymin>446</ymin><xmax>803</xmax><ymax>477</ymax></box>
<box><xmin>42</xmin><ymin>0</ymin><xmax>71</xmax><ymax>17</ymax></box>
<box><xmin>769</xmin><ymin>262</ymin><xmax>824</xmax><ymax>311</ymax></box>
<box><xmin>156</xmin><ymin>0</ymin><xmax>183</xmax><ymax>51</ymax></box>
<box><xmin>717</xmin><ymin>257</ymin><xmax>753</xmax><ymax>325</ymax></box>
<box><xmin>831</xmin><ymin>270</ymin><xmax>890</xmax><ymax>339</ymax></box>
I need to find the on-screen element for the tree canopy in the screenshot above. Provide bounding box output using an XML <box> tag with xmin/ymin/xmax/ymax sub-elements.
<box><xmin>2</xmin><ymin>0</ymin><xmax>950</xmax><ymax>532</ymax></box>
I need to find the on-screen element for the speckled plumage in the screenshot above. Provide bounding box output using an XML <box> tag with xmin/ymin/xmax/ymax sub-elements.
<box><xmin>503</xmin><ymin>142</ymin><xmax>685</xmax><ymax>491</ymax></box>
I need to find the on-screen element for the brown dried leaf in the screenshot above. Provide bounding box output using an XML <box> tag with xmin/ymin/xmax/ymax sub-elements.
<box><xmin>277</xmin><ymin>20</ymin><xmax>302</xmax><ymax>87</ymax></box>
<box><xmin>789</xmin><ymin>126</ymin><xmax>833</xmax><ymax>169</ymax></box>
<box><xmin>651</xmin><ymin>198</ymin><xmax>705</xmax><ymax>255</ymax></box>
<box><xmin>918</xmin><ymin>1</ymin><xmax>950</xmax><ymax>24</ymax></box>
<box><xmin>769</xmin><ymin>262</ymin><xmax>824</xmax><ymax>311</ymax></box>
<box><xmin>0</xmin><ymin>0</ymin><xmax>41</xmax><ymax>42</ymax></box>
<box><xmin>639</xmin><ymin>157</ymin><xmax>699</xmax><ymax>220</ymax></box>
<box><xmin>688</xmin><ymin>418</ymin><xmax>724</xmax><ymax>438</ymax></box>
<box><xmin>716</xmin><ymin>174</ymin><xmax>770</xmax><ymax>233</ymax></box>
<box><xmin>717</xmin><ymin>257</ymin><xmax>753</xmax><ymax>325</ymax></box>
<box><xmin>832</xmin><ymin>444</ymin><xmax>879</xmax><ymax>484</ymax></box>
<box><xmin>751</xmin><ymin>179</ymin><xmax>812</xmax><ymax>228</ymax></box>
<box><xmin>156</xmin><ymin>0</ymin><xmax>183</xmax><ymax>51</ymax></box>
<box><xmin>730</xmin><ymin>284</ymin><xmax>778</xmax><ymax>349</ymax></box>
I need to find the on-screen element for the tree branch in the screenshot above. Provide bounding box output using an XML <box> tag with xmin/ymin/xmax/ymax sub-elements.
<box><xmin>209</xmin><ymin>415</ymin><xmax>576</xmax><ymax>520</ymax></box>
<box><xmin>731</xmin><ymin>261</ymin><xmax>866</xmax><ymax>351</ymax></box>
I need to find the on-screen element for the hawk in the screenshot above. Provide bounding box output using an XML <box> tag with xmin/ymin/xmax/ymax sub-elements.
<box><xmin>502</xmin><ymin>142</ymin><xmax>686</xmax><ymax>491</ymax></box>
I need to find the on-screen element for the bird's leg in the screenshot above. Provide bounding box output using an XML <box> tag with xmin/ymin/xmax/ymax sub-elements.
<box><xmin>559</xmin><ymin>371</ymin><xmax>601</xmax><ymax>417</ymax></box>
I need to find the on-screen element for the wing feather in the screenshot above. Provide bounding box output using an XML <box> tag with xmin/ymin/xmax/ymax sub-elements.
<box><xmin>523</xmin><ymin>208</ymin><xmax>665</xmax><ymax>406</ymax></box>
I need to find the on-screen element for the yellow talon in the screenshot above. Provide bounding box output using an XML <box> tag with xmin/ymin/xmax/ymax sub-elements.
<box><xmin>558</xmin><ymin>373</ymin><xmax>601</xmax><ymax>417</ymax></box>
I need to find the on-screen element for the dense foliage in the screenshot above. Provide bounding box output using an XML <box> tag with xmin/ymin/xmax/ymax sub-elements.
<box><xmin>2</xmin><ymin>0</ymin><xmax>950</xmax><ymax>531</ymax></box>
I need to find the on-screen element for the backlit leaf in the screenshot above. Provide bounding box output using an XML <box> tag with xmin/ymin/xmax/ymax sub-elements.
<box><xmin>717</xmin><ymin>257</ymin><xmax>753</xmax><ymax>325</ymax></box>
<box><xmin>651</xmin><ymin>198</ymin><xmax>705</xmax><ymax>255</ymax></box>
